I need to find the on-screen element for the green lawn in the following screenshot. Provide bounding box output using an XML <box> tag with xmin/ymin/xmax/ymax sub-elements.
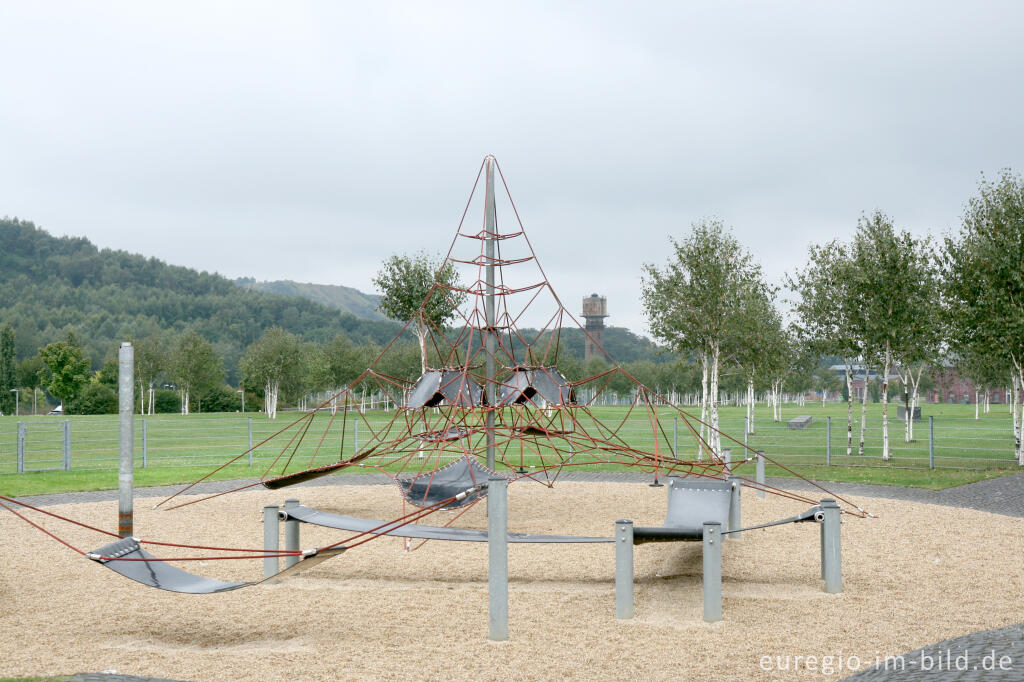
<box><xmin>0</xmin><ymin>402</ymin><xmax>1019</xmax><ymax>497</ymax></box>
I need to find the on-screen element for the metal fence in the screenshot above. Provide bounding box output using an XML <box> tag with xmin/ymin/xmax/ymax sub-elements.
<box><xmin>0</xmin><ymin>412</ymin><xmax>1020</xmax><ymax>475</ymax></box>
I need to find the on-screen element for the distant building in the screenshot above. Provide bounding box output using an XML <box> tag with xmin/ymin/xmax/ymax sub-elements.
<box><xmin>581</xmin><ymin>294</ymin><xmax>608</xmax><ymax>363</ymax></box>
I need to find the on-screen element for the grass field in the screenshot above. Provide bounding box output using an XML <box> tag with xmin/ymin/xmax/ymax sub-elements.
<box><xmin>0</xmin><ymin>402</ymin><xmax>1019</xmax><ymax>497</ymax></box>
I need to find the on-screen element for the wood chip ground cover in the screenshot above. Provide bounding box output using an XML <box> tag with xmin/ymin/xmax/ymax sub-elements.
<box><xmin>1</xmin><ymin>483</ymin><xmax>1021</xmax><ymax>680</ymax></box>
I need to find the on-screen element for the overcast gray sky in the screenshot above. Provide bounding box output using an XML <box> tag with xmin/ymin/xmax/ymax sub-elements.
<box><xmin>2</xmin><ymin>2</ymin><xmax>1022</xmax><ymax>335</ymax></box>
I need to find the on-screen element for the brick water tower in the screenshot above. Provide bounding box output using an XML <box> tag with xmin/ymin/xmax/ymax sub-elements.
<box><xmin>582</xmin><ymin>293</ymin><xmax>608</xmax><ymax>362</ymax></box>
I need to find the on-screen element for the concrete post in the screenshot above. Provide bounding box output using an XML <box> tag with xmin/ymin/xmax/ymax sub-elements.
<box><xmin>263</xmin><ymin>504</ymin><xmax>280</xmax><ymax>581</ymax></box>
<box><xmin>755</xmin><ymin>451</ymin><xmax>765</xmax><ymax>499</ymax></box>
<box><xmin>702</xmin><ymin>521</ymin><xmax>723</xmax><ymax>623</ymax></box>
<box><xmin>727</xmin><ymin>476</ymin><xmax>741</xmax><ymax>539</ymax></box>
<box><xmin>117</xmin><ymin>342</ymin><xmax>134</xmax><ymax>537</ymax></box>
<box><xmin>142</xmin><ymin>419</ymin><xmax>147</xmax><ymax>468</ymax></box>
<box><xmin>928</xmin><ymin>416</ymin><xmax>935</xmax><ymax>469</ymax></box>
<box><xmin>248</xmin><ymin>417</ymin><xmax>253</xmax><ymax>466</ymax></box>
<box><xmin>826</xmin><ymin>416</ymin><xmax>831</xmax><ymax>465</ymax></box>
<box><xmin>16</xmin><ymin>422</ymin><xmax>25</xmax><ymax>474</ymax></box>
<box><xmin>488</xmin><ymin>476</ymin><xmax>508</xmax><ymax>641</ymax></box>
<box><xmin>615</xmin><ymin>520</ymin><xmax>634</xmax><ymax>619</ymax></box>
<box><xmin>821</xmin><ymin>498</ymin><xmax>842</xmax><ymax>593</ymax></box>
<box><xmin>284</xmin><ymin>498</ymin><xmax>300</xmax><ymax>569</ymax></box>
<box><xmin>62</xmin><ymin>420</ymin><xmax>71</xmax><ymax>471</ymax></box>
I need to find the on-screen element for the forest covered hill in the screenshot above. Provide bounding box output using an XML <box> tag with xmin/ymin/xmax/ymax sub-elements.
<box><xmin>0</xmin><ymin>218</ymin><xmax>672</xmax><ymax>380</ymax></box>
<box><xmin>235</xmin><ymin>278</ymin><xmax>385</xmax><ymax>321</ymax></box>
<box><xmin>0</xmin><ymin>218</ymin><xmax>402</xmax><ymax>375</ymax></box>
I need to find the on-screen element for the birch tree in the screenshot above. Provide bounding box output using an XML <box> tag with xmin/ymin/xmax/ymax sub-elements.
<box><xmin>133</xmin><ymin>333</ymin><xmax>167</xmax><ymax>415</ymax></box>
<box><xmin>372</xmin><ymin>252</ymin><xmax>466</xmax><ymax>374</ymax></box>
<box><xmin>170</xmin><ymin>330</ymin><xmax>223</xmax><ymax>415</ymax></box>
<box><xmin>641</xmin><ymin>219</ymin><xmax>767</xmax><ymax>456</ymax></box>
<box><xmin>789</xmin><ymin>241</ymin><xmax>862</xmax><ymax>455</ymax></box>
<box><xmin>240</xmin><ymin>327</ymin><xmax>303</xmax><ymax>419</ymax></box>
<box><xmin>942</xmin><ymin>169</ymin><xmax>1024</xmax><ymax>464</ymax></box>
<box><xmin>848</xmin><ymin>211</ymin><xmax>931</xmax><ymax>460</ymax></box>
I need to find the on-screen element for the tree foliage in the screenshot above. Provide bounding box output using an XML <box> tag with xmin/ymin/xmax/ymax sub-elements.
<box><xmin>0</xmin><ymin>324</ymin><xmax>15</xmax><ymax>413</ymax></box>
<box><xmin>38</xmin><ymin>331</ymin><xmax>91</xmax><ymax>410</ymax></box>
<box><xmin>170</xmin><ymin>330</ymin><xmax>224</xmax><ymax>414</ymax></box>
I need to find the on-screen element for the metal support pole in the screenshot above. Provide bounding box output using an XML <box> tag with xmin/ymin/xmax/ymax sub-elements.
<box><xmin>722</xmin><ymin>447</ymin><xmax>731</xmax><ymax>472</ymax></box>
<box><xmin>744</xmin><ymin>417</ymin><xmax>749</xmax><ymax>449</ymax></box>
<box><xmin>16</xmin><ymin>422</ymin><xmax>25</xmax><ymax>474</ymax></box>
<box><xmin>756</xmin><ymin>451</ymin><xmax>765</xmax><ymax>499</ymax></box>
<box><xmin>727</xmin><ymin>475</ymin><xmax>741</xmax><ymax>539</ymax></box>
<box><xmin>673</xmin><ymin>417</ymin><xmax>678</xmax><ymax>457</ymax></box>
<box><xmin>826</xmin><ymin>416</ymin><xmax>831</xmax><ymax>465</ymax></box>
<box><xmin>484</xmin><ymin>156</ymin><xmax>497</xmax><ymax>474</ymax></box>
<box><xmin>263</xmin><ymin>504</ymin><xmax>280</xmax><ymax>581</ymax></box>
<box><xmin>117</xmin><ymin>342</ymin><xmax>134</xmax><ymax>537</ymax></box>
<box><xmin>62</xmin><ymin>420</ymin><xmax>71</xmax><ymax>471</ymax></box>
<box><xmin>928</xmin><ymin>415</ymin><xmax>935</xmax><ymax>469</ymax></box>
<box><xmin>354</xmin><ymin>418</ymin><xmax>359</xmax><ymax>452</ymax></box>
<box><xmin>615</xmin><ymin>520</ymin><xmax>634</xmax><ymax>619</ymax></box>
<box><xmin>284</xmin><ymin>498</ymin><xmax>300</xmax><ymax>569</ymax></box>
<box><xmin>488</xmin><ymin>476</ymin><xmax>508</xmax><ymax>641</ymax></box>
<box><xmin>820</xmin><ymin>498</ymin><xmax>842</xmax><ymax>593</ymax></box>
<box><xmin>702</xmin><ymin>521</ymin><xmax>723</xmax><ymax>623</ymax></box>
<box><xmin>248</xmin><ymin>417</ymin><xmax>253</xmax><ymax>466</ymax></box>
<box><xmin>142</xmin><ymin>419</ymin><xmax>148</xmax><ymax>468</ymax></box>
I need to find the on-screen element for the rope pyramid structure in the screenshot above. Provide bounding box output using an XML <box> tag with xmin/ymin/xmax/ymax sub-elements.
<box><xmin>160</xmin><ymin>155</ymin><xmax>869</xmax><ymax>519</ymax></box>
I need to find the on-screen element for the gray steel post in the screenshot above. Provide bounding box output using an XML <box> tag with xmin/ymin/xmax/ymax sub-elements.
<box><xmin>248</xmin><ymin>417</ymin><xmax>253</xmax><ymax>466</ymax></box>
<box><xmin>673</xmin><ymin>417</ymin><xmax>678</xmax><ymax>457</ymax></box>
<box><xmin>821</xmin><ymin>498</ymin><xmax>842</xmax><ymax>593</ymax></box>
<box><xmin>727</xmin><ymin>475</ymin><xmax>741</xmax><ymax>539</ymax></box>
<box><xmin>117</xmin><ymin>342</ymin><xmax>134</xmax><ymax>537</ymax></box>
<box><xmin>263</xmin><ymin>504</ymin><xmax>280</xmax><ymax>581</ymax></box>
<box><xmin>722</xmin><ymin>447</ymin><xmax>731</xmax><ymax>472</ymax></box>
<box><xmin>928</xmin><ymin>416</ymin><xmax>934</xmax><ymax>469</ymax></box>
<box><xmin>284</xmin><ymin>498</ymin><xmax>300</xmax><ymax>569</ymax></box>
<box><xmin>702</xmin><ymin>521</ymin><xmax>723</xmax><ymax>623</ymax></box>
<box><xmin>484</xmin><ymin>156</ymin><xmax>497</xmax><ymax>473</ymax></box>
<box><xmin>615</xmin><ymin>520</ymin><xmax>634</xmax><ymax>619</ymax></box>
<box><xmin>744</xmin><ymin>417</ymin><xmax>749</xmax><ymax>449</ymax></box>
<box><xmin>826</xmin><ymin>416</ymin><xmax>831</xmax><ymax>465</ymax></box>
<box><xmin>488</xmin><ymin>476</ymin><xmax>508</xmax><ymax>641</ymax></box>
<box><xmin>141</xmin><ymin>418</ymin><xmax>147</xmax><ymax>468</ymax></box>
<box><xmin>16</xmin><ymin>422</ymin><xmax>25</xmax><ymax>474</ymax></box>
<box><xmin>354</xmin><ymin>418</ymin><xmax>359</xmax><ymax>452</ymax></box>
<box><xmin>756</xmin><ymin>451</ymin><xmax>765</xmax><ymax>499</ymax></box>
<box><xmin>62</xmin><ymin>420</ymin><xmax>71</xmax><ymax>471</ymax></box>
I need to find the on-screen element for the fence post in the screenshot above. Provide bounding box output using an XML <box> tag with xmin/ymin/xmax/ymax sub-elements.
<box><xmin>615</xmin><ymin>520</ymin><xmax>634</xmax><ymax>619</ymax></box>
<box><xmin>673</xmin><ymin>417</ymin><xmax>678</xmax><ymax>458</ymax></box>
<box><xmin>62</xmin><ymin>420</ymin><xmax>71</xmax><ymax>471</ymax></box>
<box><xmin>826</xmin><ymin>416</ymin><xmax>831</xmax><ymax>466</ymax></box>
<box><xmin>17</xmin><ymin>422</ymin><xmax>25</xmax><ymax>474</ymax></box>
<box><xmin>928</xmin><ymin>416</ymin><xmax>934</xmax><ymax>469</ymax></box>
<box><xmin>755</xmin><ymin>451</ymin><xmax>765</xmax><ymax>499</ymax></box>
<box><xmin>248</xmin><ymin>417</ymin><xmax>254</xmax><ymax>466</ymax></box>
<box><xmin>284</xmin><ymin>498</ymin><xmax>300</xmax><ymax>569</ymax></box>
<box><xmin>744</xmin><ymin>417</ymin><xmax>749</xmax><ymax>449</ymax></box>
<box><xmin>263</xmin><ymin>504</ymin><xmax>280</xmax><ymax>581</ymax></box>
<box><xmin>354</xmin><ymin>419</ymin><xmax>359</xmax><ymax>453</ymax></box>
<box><xmin>702</xmin><ymin>521</ymin><xmax>723</xmax><ymax>623</ymax></box>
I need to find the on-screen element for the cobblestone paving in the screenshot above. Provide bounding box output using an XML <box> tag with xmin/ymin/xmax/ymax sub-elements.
<box><xmin>12</xmin><ymin>471</ymin><xmax>1024</xmax><ymax>682</ymax></box>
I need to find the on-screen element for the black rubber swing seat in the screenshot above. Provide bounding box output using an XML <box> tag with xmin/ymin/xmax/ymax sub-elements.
<box><xmin>87</xmin><ymin>537</ymin><xmax>345</xmax><ymax>594</ymax></box>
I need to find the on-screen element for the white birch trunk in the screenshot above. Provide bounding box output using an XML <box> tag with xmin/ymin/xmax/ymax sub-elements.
<box><xmin>858</xmin><ymin>368</ymin><xmax>869</xmax><ymax>456</ymax></box>
<box><xmin>1013</xmin><ymin>372</ymin><xmax>1021</xmax><ymax>464</ymax></box>
<box><xmin>180</xmin><ymin>389</ymin><xmax>190</xmax><ymax>416</ymax></box>
<box><xmin>975</xmin><ymin>390</ymin><xmax>980</xmax><ymax>420</ymax></box>
<box><xmin>845</xmin><ymin>361</ymin><xmax>854</xmax><ymax>456</ymax></box>
<box><xmin>699</xmin><ymin>354</ymin><xmax>709</xmax><ymax>458</ymax></box>
<box><xmin>710</xmin><ymin>345</ymin><xmax>721</xmax><ymax>455</ymax></box>
<box><xmin>417</xmin><ymin>322</ymin><xmax>428</xmax><ymax>375</ymax></box>
<box><xmin>881</xmin><ymin>345</ymin><xmax>891</xmax><ymax>460</ymax></box>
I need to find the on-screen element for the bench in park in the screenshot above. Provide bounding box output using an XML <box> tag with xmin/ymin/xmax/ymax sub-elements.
<box><xmin>787</xmin><ymin>415</ymin><xmax>813</xmax><ymax>430</ymax></box>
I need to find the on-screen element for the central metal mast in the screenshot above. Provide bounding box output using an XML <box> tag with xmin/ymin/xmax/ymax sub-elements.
<box><xmin>484</xmin><ymin>155</ymin><xmax>497</xmax><ymax>471</ymax></box>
